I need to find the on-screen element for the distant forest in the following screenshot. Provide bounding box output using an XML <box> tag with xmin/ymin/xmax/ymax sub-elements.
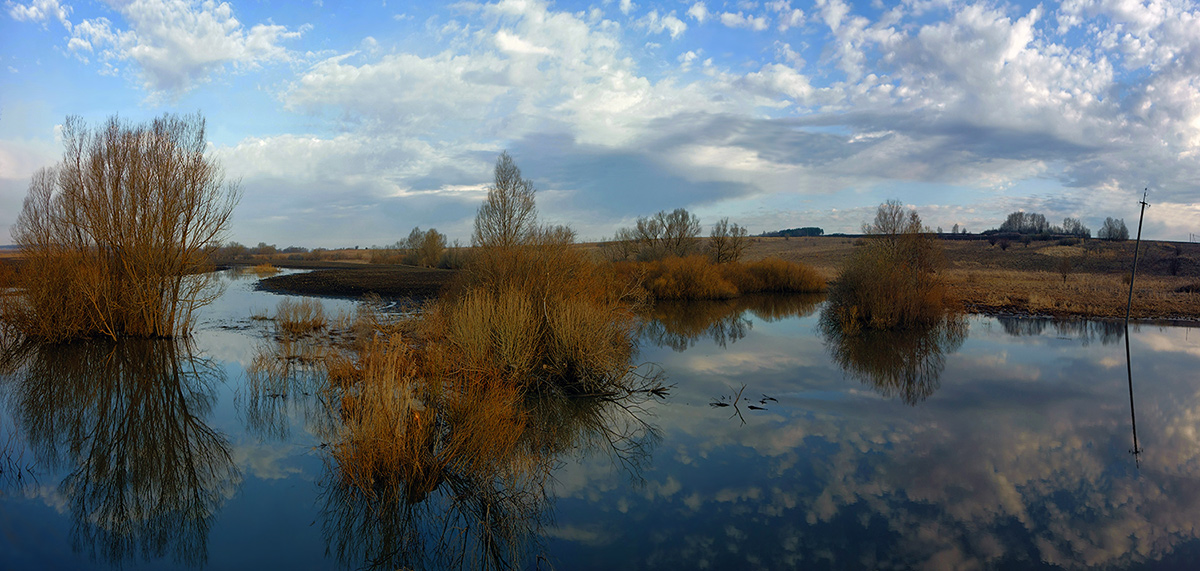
<box><xmin>760</xmin><ymin>227</ymin><xmax>824</xmax><ymax>238</ymax></box>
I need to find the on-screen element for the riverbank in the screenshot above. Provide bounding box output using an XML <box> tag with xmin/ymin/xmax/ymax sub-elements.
<box><xmin>8</xmin><ymin>236</ymin><xmax>1198</xmax><ymax>321</ymax></box>
<box><xmin>737</xmin><ymin>236</ymin><xmax>1200</xmax><ymax>322</ymax></box>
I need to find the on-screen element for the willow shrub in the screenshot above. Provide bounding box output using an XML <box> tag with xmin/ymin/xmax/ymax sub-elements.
<box><xmin>422</xmin><ymin>234</ymin><xmax>643</xmax><ymax>395</ymax></box>
<box><xmin>824</xmin><ymin>203</ymin><xmax>954</xmax><ymax>333</ymax></box>
<box><xmin>2</xmin><ymin>114</ymin><xmax>239</xmax><ymax>341</ymax></box>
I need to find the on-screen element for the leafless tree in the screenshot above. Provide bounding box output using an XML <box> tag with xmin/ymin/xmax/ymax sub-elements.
<box><xmin>472</xmin><ymin>151</ymin><xmax>537</xmax><ymax>249</ymax></box>
<box><xmin>5</xmin><ymin>113</ymin><xmax>240</xmax><ymax>340</ymax></box>
<box><xmin>708</xmin><ymin>218</ymin><xmax>749</xmax><ymax>263</ymax></box>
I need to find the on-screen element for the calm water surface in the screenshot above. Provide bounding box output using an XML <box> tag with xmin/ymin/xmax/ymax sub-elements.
<box><xmin>2</xmin><ymin>270</ymin><xmax>1198</xmax><ymax>569</ymax></box>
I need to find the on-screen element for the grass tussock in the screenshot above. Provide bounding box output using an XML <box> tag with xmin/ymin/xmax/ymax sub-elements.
<box><xmin>427</xmin><ymin>238</ymin><xmax>644</xmax><ymax>394</ymax></box>
<box><xmin>614</xmin><ymin>255</ymin><xmax>825</xmax><ymax>301</ymax></box>
<box><xmin>275</xmin><ymin>298</ymin><xmax>327</xmax><ymax>335</ymax></box>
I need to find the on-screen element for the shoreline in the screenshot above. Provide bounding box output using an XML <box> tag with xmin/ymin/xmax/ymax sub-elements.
<box><xmin>247</xmin><ymin>264</ymin><xmax>1200</xmax><ymax>326</ymax></box>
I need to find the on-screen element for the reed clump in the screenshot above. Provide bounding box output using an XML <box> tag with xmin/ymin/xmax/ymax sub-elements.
<box><xmin>252</xmin><ymin>263</ymin><xmax>279</xmax><ymax>277</ymax></box>
<box><xmin>425</xmin><ymin>234</ymin><xmax>644</xmax><ymax>395</ymax></box>
<box><xmin>274</xmin><ymin>298</ymin><xmax>327</xmax><ymax>335</ymax></box>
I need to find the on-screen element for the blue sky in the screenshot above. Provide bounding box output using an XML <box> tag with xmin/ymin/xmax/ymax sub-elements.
<box><xmin>2</xmin><ymin>0</ymin><xmax>1198</xmax><ymax>247</ymax></box>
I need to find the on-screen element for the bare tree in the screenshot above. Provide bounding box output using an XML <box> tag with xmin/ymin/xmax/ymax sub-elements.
<box><xmin>599</xmin><ymin>227</ymin><xmax>639</xmax><ymax>262</ymax></box>
<box><xmin>1098</xmin><ymin>217</ymin><xmax>1129</xmax><ymax>241</ymax></box>
<box><xmin>472</xmin><ymin>151</ymin><xmax>537</xmax><ymax>249</ymax></box>
<box><xmin>708</xmin><ymin>218</ymin><xmax>749</xmax><ymax>263</ymax></box>
<box><xmin>5</xmin><ymin>113</ymin><xmax>240</xmax><ymax>340</ymax></box>
<box><xmin>658</xmin><ymin>208</ymin><xmax>702</xmax><ymax>257</ymax></box>
<box><xmin>864</xmin><ymin>199</ymin><xmax>908</xmax><ymax>238</ymax></box>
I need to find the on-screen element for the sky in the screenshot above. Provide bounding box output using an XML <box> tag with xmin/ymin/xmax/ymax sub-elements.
<box><xmin>1</xmin><ymin>0</ymin><xmax>1198</xmax><ymax>247</ymax></box>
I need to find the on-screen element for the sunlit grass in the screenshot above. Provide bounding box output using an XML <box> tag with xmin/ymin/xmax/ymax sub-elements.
<box><xmin>274</xmin><ymin>298</ymin><xmax>327</xmax><ymax>335</ymax></box>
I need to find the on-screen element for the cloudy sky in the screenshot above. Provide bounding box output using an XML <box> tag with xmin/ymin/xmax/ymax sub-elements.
<box><xmin>1</xmin><ymin>0</ymin><xmax>1198</xmax><ymax>246</ymax></box>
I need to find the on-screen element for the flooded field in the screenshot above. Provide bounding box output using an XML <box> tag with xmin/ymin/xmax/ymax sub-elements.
<box><xmin>2</xmin><ymin>269</ymin><xmax>1199</xmax><ymax>569</ymax></box>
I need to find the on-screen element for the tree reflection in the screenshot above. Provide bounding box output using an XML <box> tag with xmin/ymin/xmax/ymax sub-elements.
<box><xmin>1</xmin><ymin>339</ymin><xmax>239</xmax><ymax>567</ymax></box>
<box><xmin>641</xmin><ymin>294</ymin><xmax>822</xmax><ymax>351</ymax></box>
<box><xmin>820</xmin><ymin>312</ymin><xmax>967</xmax><ymax>405</ymax></box>
<box><xmin>997</xmin><ymin>316</ymin><xmax>1125</xmax><ymax>345</ymax></box>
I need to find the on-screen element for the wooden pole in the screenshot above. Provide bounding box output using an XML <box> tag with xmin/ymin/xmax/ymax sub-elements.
<box><xmin>1125</xmin><ymin>188</ymin><xmax>1149</xmax><ymax>464</ymax></box>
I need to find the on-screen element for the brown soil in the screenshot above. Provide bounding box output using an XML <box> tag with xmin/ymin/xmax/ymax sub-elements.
<box><xmin>257</xmin><ymin>265</ymin><xmax>458</xmax><ymax>299</ymax></box>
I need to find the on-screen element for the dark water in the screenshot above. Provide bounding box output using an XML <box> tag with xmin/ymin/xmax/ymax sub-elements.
<box><xmin>2</xmin><ymin>270</ymin><xmax>1199</xmax><ymax>570</ymax></box>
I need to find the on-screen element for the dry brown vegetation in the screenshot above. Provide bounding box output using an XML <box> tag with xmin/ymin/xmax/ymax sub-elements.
<box><xmin>252</xmin><ymin>263</ymin><xmax>279</xmax><ymax>277</ymax></box>
<box><xmin>823</xmin><ymin>201</ymin><xmax>955</xmax><ymax>333</ymax></box>
<box><xmin>1</xmin><ymin>114</ymin><xmax>238</xmax><ymax>341</ymax></box>
<box><xmin>274</xmin><ymin>298</ymin><xmax>328</xmax><ymax>335</ymax></box>
<box><xmin>693</xmin><ymin>233</ymin><xmax>1200</xmax><ymax>321</ymax></box>
<box><xmin>613</xmin><ymin>256</ymin><xmax>825</xmax><ymax>301</ymax></box>
<box><xmin>245</xmin><ymin>153</ymin><xmax>666</xmax><ymax>540</ymax></box>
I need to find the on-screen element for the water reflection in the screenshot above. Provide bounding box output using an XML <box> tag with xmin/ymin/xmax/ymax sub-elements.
<box><xmin>0</xmin><ymin>339</ymin><xmax>239</xmax><ymax>568</ymax></box>
<box><xmin>996</xmin><ymin>316</ymin><xmax>1125</xmax><ymax>345</ymax></box>
<box><xmin>820</xmin><ymin>313</ymin><xmax>968</xmax><ymax>405</ymax></box>
<box><xmin>316</xmin><ymin>388</ymin><xmax>659</xmax><ymax>570</ymax></box>
<box><xmin>640</xmin><ymin>294</ymin><xmax>822</xmax><ymax>351</ymax></box>
<box><xmin>245</xmin><ymin>310</ymin><xmax>664</xmax><ymax>570</ymax></box>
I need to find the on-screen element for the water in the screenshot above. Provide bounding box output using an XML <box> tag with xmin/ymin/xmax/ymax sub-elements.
<box><xmin>2</xmin><ymin>270</ymin><xmax>1198</xmax><ymax>569</ymax></box>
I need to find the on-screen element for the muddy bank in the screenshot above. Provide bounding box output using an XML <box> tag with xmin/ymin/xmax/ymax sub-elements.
<box><xmin>257</xmin><ymin>266</ymin><xmax>459</xmax><ymax>300</ymax></box>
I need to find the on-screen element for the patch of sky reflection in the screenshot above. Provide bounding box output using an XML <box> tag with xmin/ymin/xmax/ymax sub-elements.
<box><xmin>3</xmin><ymin>275</ymin><xmax>1200</xmax><ymax>570</ymax></box>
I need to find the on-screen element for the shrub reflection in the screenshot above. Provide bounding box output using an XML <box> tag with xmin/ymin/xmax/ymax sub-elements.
<box><xmin>248</xmin><ymin>303</ymin><xmax>664</xmax><ymax>570</ymax></box>
<box><xmin>641</xmin><ymin>294</ymin><xmax>822</xmax><ymax>351</ymax></box>
<box><xmin>820</xmin><ymin>312</ymin><xmax>967</xmax><ymax>405</ymax></box>
<box><xmin>1</xmin><ymin>338</ymin><xmax>238</xmax><ymax>567</ymax></box>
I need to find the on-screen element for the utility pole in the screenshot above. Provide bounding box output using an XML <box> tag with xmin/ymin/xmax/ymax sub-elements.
<box><xmin>1125</xmin><ymin>188</ymin><xmax>1150</xmax><ymax>465</ymax></box>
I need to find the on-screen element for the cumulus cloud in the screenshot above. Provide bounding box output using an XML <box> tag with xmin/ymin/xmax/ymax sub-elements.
<box><xmin>7</xmin><ymin>0</ymin><xmax>70</xmax><ymax>26</ymax></box>
<box><xmin>640</xmin><ymin>10</ymin><xmax>687</xmax><ymax>39</ymax></box>
<box><xmin>9</xmin><ymin>0</ymin><xmax>1191</xmax><ymax>245</ymax></box>
<box><xmin>11</xmin><ymin>0</ymin><xmax>306</xmax><ymax>97</ymax></box>
<box><xmin>719</xmin><ymin>11</ymin><xmax>769</xmax><ymax>31</ymax></box>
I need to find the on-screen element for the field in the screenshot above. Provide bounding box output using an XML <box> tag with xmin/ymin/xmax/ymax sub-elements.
<box><xmin>244</xmin><ymin>237</ymin><xmax>1200</xmax><ymax>320</ymax></box>
<box><xmin>734</xmin><ymin>236</ymin><xmax>1200</xmax><ymax>321</ymax></box>
<box><xmin>6</xmin><ymin>236</ymin><xmax>1199</xmax><ymax>321</ymax></box>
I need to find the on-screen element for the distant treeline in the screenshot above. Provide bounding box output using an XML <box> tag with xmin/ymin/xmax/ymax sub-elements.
<box><xmin>760</xmin><ymin>227</ymin><xmax>824</xmax><ymax>238</ymax></box>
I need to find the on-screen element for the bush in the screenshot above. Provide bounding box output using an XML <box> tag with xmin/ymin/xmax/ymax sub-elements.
<box><xmin>2</xmin><ymin>114</ymin><xmax>239</xmax><ymax>341</ymax></box>
<box><xmin>824</xmin><ymin>201</ymin><xmax>954</xmax><ymax>332</ymax></box>
<box><xmin>644</xmin><ymin>256</ymin><xmax>738</xmax><ymax>300</ymax></box>
<box><xmin>739</xmin><ymin>258</ymin><xmax>825</xmax><ymax>293</ymax></box>
<box><xmin>616</xmin><ymin>256</ymin><xmax>824</xmax><ymax>301</ymax></box>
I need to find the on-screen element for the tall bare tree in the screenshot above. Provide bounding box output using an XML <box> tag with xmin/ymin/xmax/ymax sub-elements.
<box><xmin>5</xmin><ymin>113</ymin><xmax>240</xmax><ymax>340</ymax></box>
<box><xmin>472</xmin><ymin>151</ymin><xmax>537</xmax><ymax>249</ymax></box>
<box><xmin>708</xmin><ymin>218</ymin><xmax>750</xmax><ymax>263</ymax></box>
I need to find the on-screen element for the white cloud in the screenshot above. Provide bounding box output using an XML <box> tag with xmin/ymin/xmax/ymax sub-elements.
<box><xmin>767</xmin><ymin>1</ymin><xmax>805</xmax><ymax>31</ymax></box>
<box><xmin>619</xmin><ymin>0</ymin><xmax>635</xmax><ymax>16</ymax></box>
<box><xmin>7</xmin><ymin>0</ymin><xmax>70</xmax><ymax>27</ymax></box>
<box><xmin>687</xmin><ymin>2</ymin><xmax>709</xmax><ymax>23</ymax></box>
<box><xmin>14</xmin><ymin>0</ymin><xmax>308</xmax><ymax>97</ymax></box>
<box><xmin>720</xmin><ymin>11</ymin><xmax>769</xmax><ymax>31</ymax></box>
<box><xmin>640</xmin><ymin>10</ymin><xmax>687</xmax><ymax>39</ymax></box>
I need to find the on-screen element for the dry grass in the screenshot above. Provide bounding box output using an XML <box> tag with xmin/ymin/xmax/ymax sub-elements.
<box><xmin>275</xmin><ymin>298</ymin><xmax>327</xmax><ymax>335</ymax></box>
<box><xmin>252</xmin><ymin>263</ymin><xmax>280</xmax><ymax>277</ymax></box>
<box><xmin>614</xmin><ymin>255</ymin><xmax>825</xmax><ymax>301</ymax></box>
<box><xmin>945</xmin><ymin>269</ymin><xmax>1200</xmax><ymax>319</ymax></box>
